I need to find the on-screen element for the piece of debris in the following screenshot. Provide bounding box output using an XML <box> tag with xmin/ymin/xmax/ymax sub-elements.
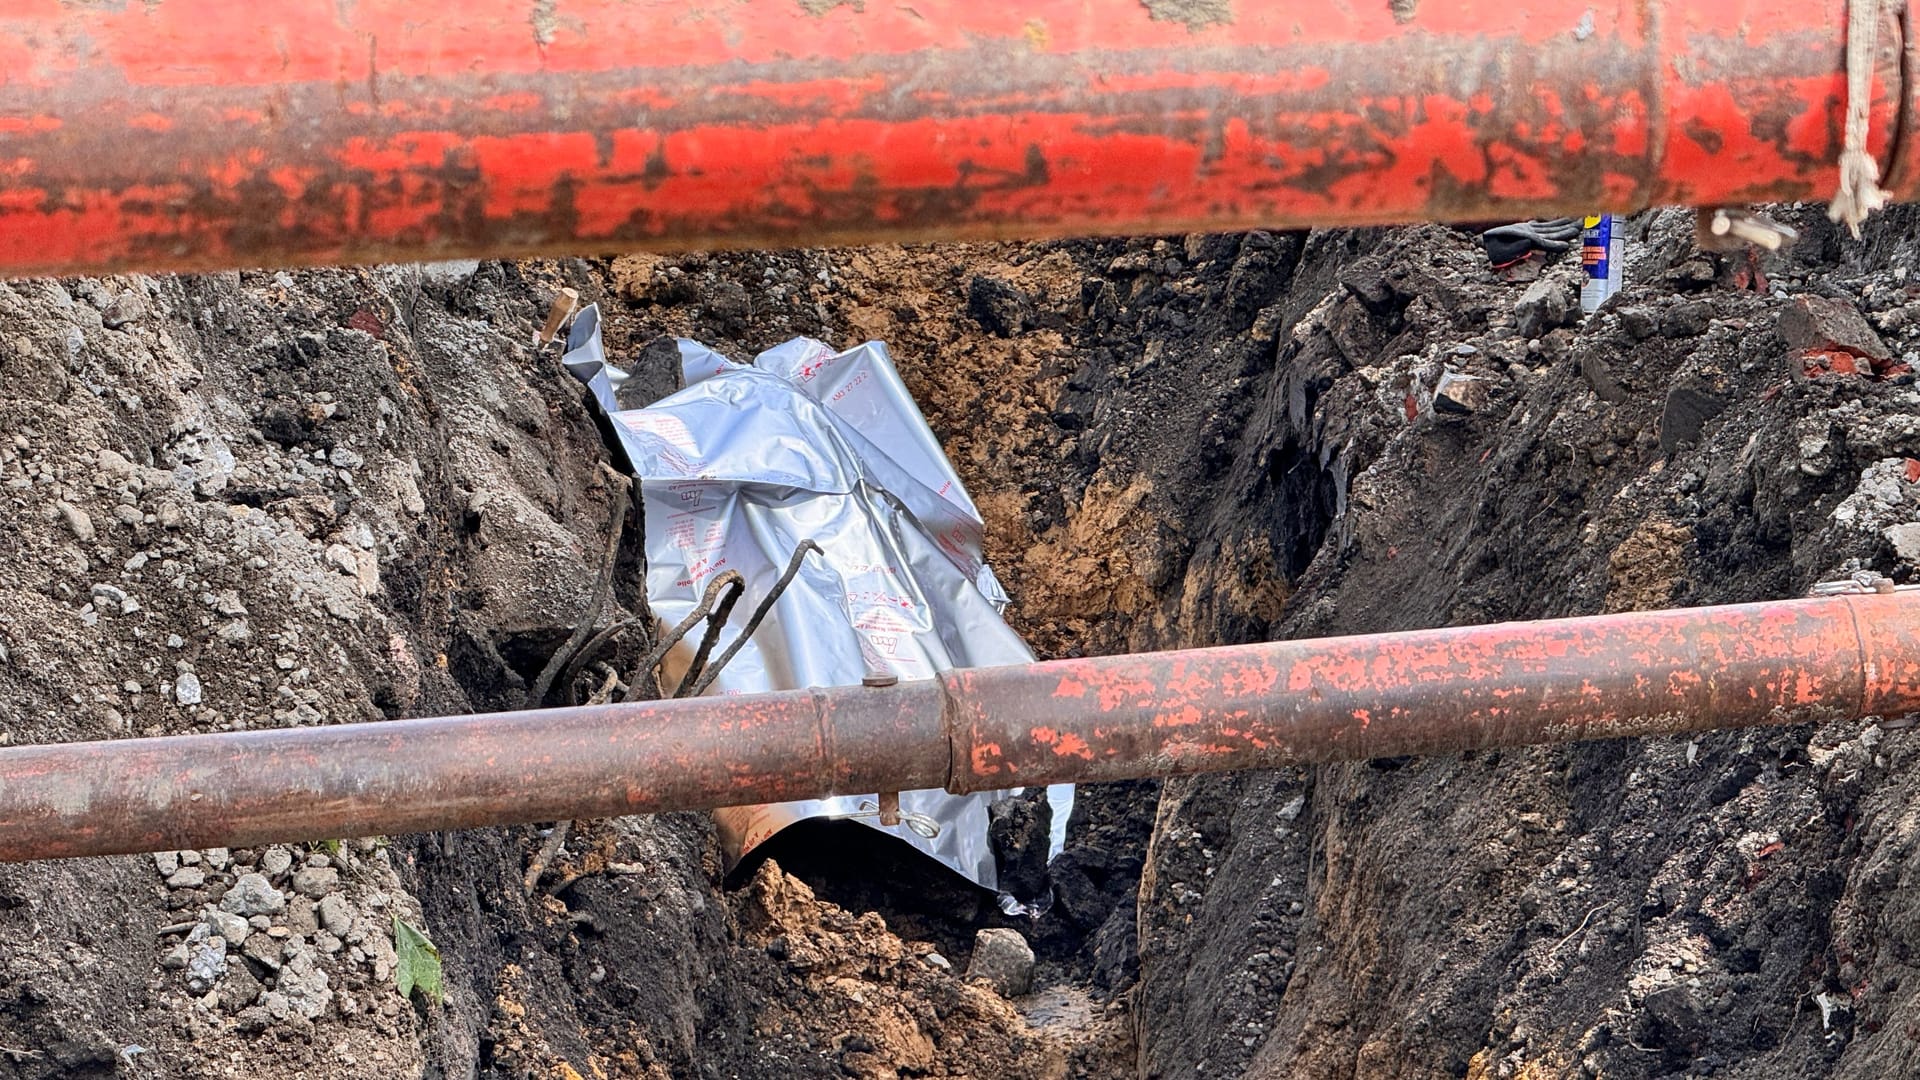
<box><xmin>563</xmin><ymin>315</ymin><xmax>1070</xmax><ymax>889</ymax></box>
<box><xmin>1433</xmin><ymin>371</ymin><xmax>1489</xmax><ymax>415</ymax></box>
<box><xmin>966</xmin><ymin>928</ymin><xmax>1036</xmax><ymax>997</ymax></box>
<box><xmin>1779</xmin><ymin>295</ymin><xmax>1893</xmax><ymax>370</ymax></box>
<box><xmin>533</xmin><ymin>287</ymin><xmax>580</xmax><ymax>347</ymax></box>
<box><xmin>220</xmin><ymin>873</ymin><xmax>286</xmax><ymax>917</ymax></box>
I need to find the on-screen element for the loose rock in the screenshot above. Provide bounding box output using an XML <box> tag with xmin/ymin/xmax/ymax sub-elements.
<box><xmin>1887</xmin><ymin>522</ymin><xmax>1920</xmax><ymax>562</ymax></box>
<box><xmin>1514</xmin><ymin>279</ymin><xmax>1574</xmax><ymax>339</ymax></box>
<box><xmin>260</xmin><ymin>846</ymin><xmax>294</xmax><ymax>876</ymax></box>
<box><xmin>291</xmin><ymin>866</ymin><xmax>339</xmax><ymax>899</ymax></box>
<box><xmin>1433</xmin><ymin>372</ymin><xmax>1489</xmax><ymax>416</ymax></box>
<box><xmin>966</xmin><ymin>928</ymin><xmax>1036</xmax><ymax>997</ymax></box>
<box><xmin>57</xmin><ymin>500</ymin><xmax>95</xmax><ymax>542</ymax></box>
<box><xmin>317</xmin><ymin>893</ymin><xmax>355</xmax><ymax>938</ymax></box>
<box><xmin>184</xmin><ymin>924</ymin><xmax>227</xmax><ymax>993</ymax></box>
<box><xmin>165</xmin><ymin>866</ymin><xmax>207</xmax><ymax>890</ymax></box>
<box><xmin>203</xmin><ymin>907</ymin><xmax>250</xmax><ymax>947</ymax></box>
<box><xmin>1658</xmin><ymin>301</ymin><xmax>1714</xmax><ymax>338</ymax></box>
<box><xmin>220</xmin><ymin>873</ymin><xmax>287</xmax><ymax>917</ymax></box>
<box><xmin>1778</xmin><ymin>296</ymin><xmax>1890</xmax><ymax>360</ymax></box>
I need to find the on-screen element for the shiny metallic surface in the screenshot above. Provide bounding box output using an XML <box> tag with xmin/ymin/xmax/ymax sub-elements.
<box><xmin>0</xmin><ymin>0</ymin><xmax>1907</xmax><ymax>276</ymax></box>
<box><xmin>0</xmin><ymin>594</ymin><xmax>1913</xmax><ymax>862</ymax></box>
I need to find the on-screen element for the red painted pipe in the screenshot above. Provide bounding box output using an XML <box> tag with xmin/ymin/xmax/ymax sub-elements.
<box><xmin>0</xmin><ymin>0</ymin><xmax>1909</xmax><ymax>276</ymax></box>
<box><xmin>0</xmin><ymin>593</ymin><xmax>1913</xmax><ymax>862</ymax></box>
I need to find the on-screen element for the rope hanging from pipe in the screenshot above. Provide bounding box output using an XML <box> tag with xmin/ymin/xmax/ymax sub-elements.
<box><xmin>0</xmin><ymin>0</ymin><xmax>1910</xmax><ymax>276</ymax></box>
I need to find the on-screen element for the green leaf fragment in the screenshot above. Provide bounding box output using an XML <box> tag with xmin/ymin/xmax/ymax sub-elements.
<box><xmin>393</xmin><ymin>916</ymin><xmax>444</xmax><ymax>1006</ymax></box>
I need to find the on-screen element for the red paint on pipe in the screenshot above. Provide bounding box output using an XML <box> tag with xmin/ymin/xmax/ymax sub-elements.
<box><xmin>0</xmin><ymin>594</ymin><xmax>1914</xmax><ymax>862</ymax></box>
<box><xmin>0</xmin><ymin>0</ymin><xmax>1905</xmax><ymax>275</ymax></box>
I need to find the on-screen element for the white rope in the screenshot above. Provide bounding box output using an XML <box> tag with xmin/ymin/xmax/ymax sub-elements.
<box><xmin>1829</xmin><ymin>0</ymin><xmax>1891</xmax><ymax>238</ymax></box>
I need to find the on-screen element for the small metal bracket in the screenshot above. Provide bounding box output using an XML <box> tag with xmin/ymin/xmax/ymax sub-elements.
<box><xmin>839</xmin><ymin>797</ymin><xmax>940</xmax><ymax>838</ymax></box>
<box><xmin>1809</xmin><ymin>571</ymin><xmax>1916</xmax><ymax>596</ymax></box>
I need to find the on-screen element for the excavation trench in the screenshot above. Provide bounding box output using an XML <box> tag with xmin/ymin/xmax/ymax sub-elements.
<box><xmin>3</xmin><ymin>209</ymin><xmax>1920</xmax><ymax>1080</ymax></box>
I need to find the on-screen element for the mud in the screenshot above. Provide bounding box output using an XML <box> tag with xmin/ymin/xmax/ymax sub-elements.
<box><xmin>3</xmin><ymin>201</ymin><xmax>1920</xmax><ymax>1080</ymax></box>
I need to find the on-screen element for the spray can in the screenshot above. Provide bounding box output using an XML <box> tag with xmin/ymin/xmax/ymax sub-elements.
<box><xmin>1580</xmin><ymin>214</ymin><xmax>1624</xmax><ymax>312</ymax></box>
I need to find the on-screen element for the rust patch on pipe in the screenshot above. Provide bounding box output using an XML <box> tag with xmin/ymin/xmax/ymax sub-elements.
<box><xmin>0</xmin><ymin>594</ymin><xmax>1913</xmax><ymax>862</ymax></box>
<box><xmin>1140</xmin><ymin>0</ymin><xmax>1234</xmax><ymax>31</ymax></box>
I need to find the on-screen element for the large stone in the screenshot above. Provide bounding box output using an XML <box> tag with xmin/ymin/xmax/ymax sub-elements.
<box><xmin>965</xmin><ymin>928</ymin><xmax>1035</xmax><ymax>997</ymax></box>
<box><xmin>184</xmin><ymin>924</ymin><xmax>227</xmax><ymax>994</ymax></box>
<box><xmin>1617</xmin><ymin>306</ymin><xmax>1659</xmax><ymax>341</ymax></box>
<box><xmin>259</xmin><ymin>846</ymin><xmax>294</xmax><ymax>876</ymax></box>
<box><xmin>1778</xmin><ymin>296</ymin><xmax>1890</xmax><ymax>360</ymax></box>
<box><xmin>1514</xmin><ymin>279</ymin><xmax>1573</xmax><ymax>339</ymax></box>
<box><xmin>317</xmin><ymin>893</ymin><xmax>355</xmax><ymax>937</ymax></box>
<box><xmin>967</xmin><ymin>276</ymin><xmax>1031</xmax><ymax>338</ymax></box>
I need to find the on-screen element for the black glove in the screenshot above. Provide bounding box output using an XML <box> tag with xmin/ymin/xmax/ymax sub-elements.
<box><xmin>1482</xmin><ymin>218</ymin><xmax>1582</xmax><ymax>267</ymax></box>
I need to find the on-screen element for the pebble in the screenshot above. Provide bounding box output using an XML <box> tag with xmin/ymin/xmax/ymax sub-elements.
<box><xmin>278</xmin><ymin>945</ymin><xmax>333</xmax><ymax>1019</ymax></box>
<box><xmin>184</xmin><ymin>924</ymin><xmax>227</xmax><ymax>993</ymax></box>
<box><xmin>286</xmin><ymin>897</ymin><xmax>320</xmax><ymax>936</ymax></box>
<box><xmin>924</xmin><ymin>952</ymin><xmax>952</xmax><ymax>972</ymax></box>
<box><xmin>165</xmin><ymin>866</ymin><xmax>207</xmax><ymax>890</ymax></box>
<box><xmin>57</xmin><ymin>500</ymin><xmax>95</xmax><ymax>542</ymax></box>
<box><xmin>202</xmin><ymin>907</ymin><xmax>250</xmax><ymax>947</ymax></box>
<box><xmin>174</xmin><ymin>672</ymin><xmax>203</xmax><ymax>706</ymax></box>
<box><xmin>317</xmin><ymin>893</ymin><xmax>354</xmax><ymax>937</ymax></box>
<box><xmin>91</xmin><ymin>584</ymin><xmax>131</xmax><ymax>613</ymax></box>
<box><xmin>291</xmin><ymin>866</ymin><xmax>339</xmax><ymax>899</ymax></box>
<box><xmin>1888</xmin><ymin>522</ymin><xmax>1920</xmax><ymax>562</ymax></box>
<box><xmin>324</xmin><ymin>544</ymin><xmax>359</xmax><ymax>577</ymax></box>
<box><xmin>242</xmin><ymin>932</ymin><xmax>284</xmax><ymax>971</ymax></box>
<box><xmin>154</xmin><ymin>851</ymin><xmax>181</xmax><ymax>876</ymax></box>
<box><xmin>260</xmin><ymin>846</ymin><xmax>294</xmax><ymax>876</ymax></box>
<box><xmin>219</xmin><ymin>873</ymin><xmax>287</xmax><ymax>917</ymax></box>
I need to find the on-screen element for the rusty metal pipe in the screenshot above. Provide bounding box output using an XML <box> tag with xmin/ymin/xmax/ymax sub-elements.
<box><xmin>1</xmin><ymin>593</ymin><xmax>1915</xmax><ymax>862</ymax></box>
<box><xmin>0</xmin><ymin>1</ymin><xmax>1912</xmax><ymax>276</ymax></box>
